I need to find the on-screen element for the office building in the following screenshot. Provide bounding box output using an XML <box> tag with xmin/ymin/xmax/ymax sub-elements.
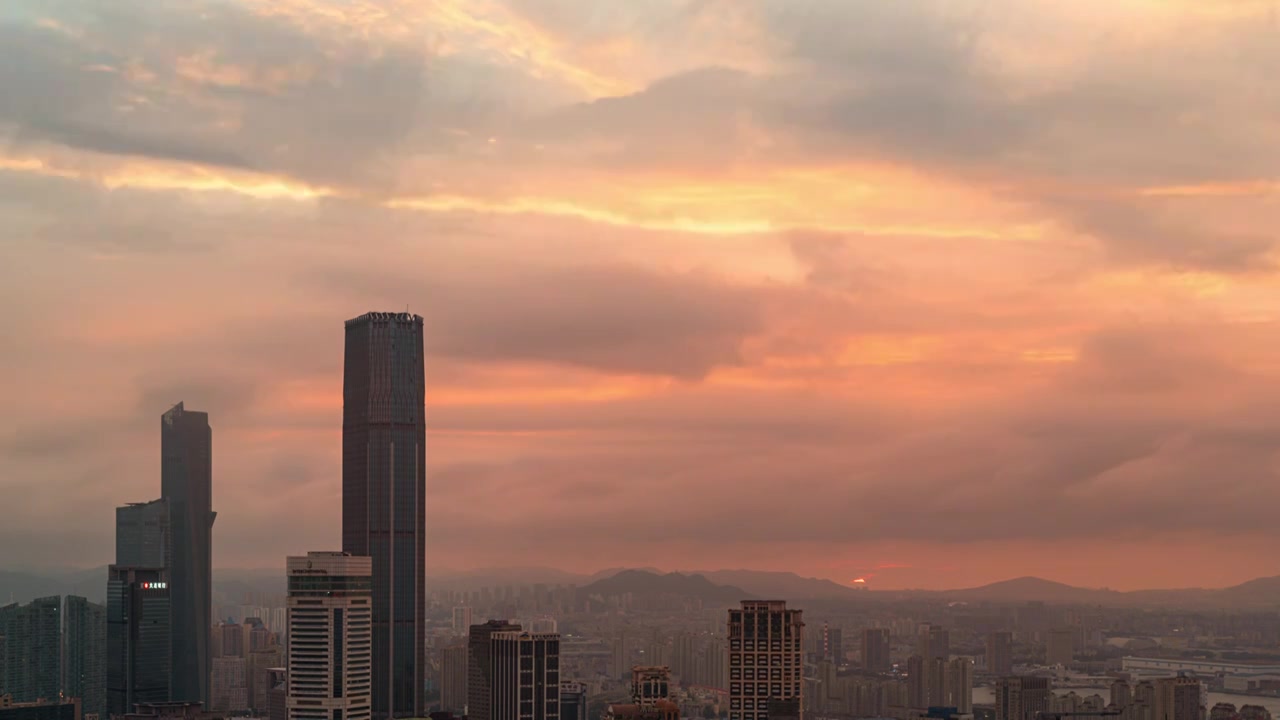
<box><xmin>342</xmin><ymin>312</ymin><xmax>426</xmax><ymax>719</ymax></box>
<box><xmin>987</xmin><ymin>632</ymin><xmax>1013</xmax><ymax>676</ymax></box>
<box><xmin>63</xmin><ymin>596</ymin><xmax>106</xmax><ymax>719</ymax></box>
<box><xmin>0</xmin><ymin>697</ymin><xmax>80</xmax><ymax>720</ymax></box>
<box><xmin>106</xmin><ymin>568</ymin><xmax>172</xmax><ymax>716</ymax></box>
<box><xmin>467</xmin><ymin>628</ymin><xmax>559</xmax><ymax>720</ymax></box>
<box><xmin>917</xmin><ymin>623</ymin><xmax>949</xmax><ymax>661</ymax></box>
<box><xmin>824</xmin><ymin>626</ymin><xmax>844</xmax><ymax>665</ymax></box>
<box><xmin>286</xmin><ymin>552</ymin><xmax>372</xmax><ymax>720</ymax></box>
<box><xmin>948</xmin><ymin>658</ymin><xmax>974</xmax><ymax>713</ymax></box>
<box><xmin>210</xmin><ymin>658</ymin><xmax>247</xmax><ymax>713</ymax></box>
<box><xmin>0</xmin><ymin>597</ymin><xmax>63</xmax><ymax>704</ymax></box>
<box><xmin>161</xmin><ymin>402</ymin><xmax>215</xmax><ymax>707</ymax></box>
<box><xmin>728</xmin><ymin>601</ymin><xmax>803</xmax><ymax>720</ymax></box>
<box><xmin>1155</xmin><ymin>676</ymin><xmax>1201</xmax><ymax>720</ymax></box>
<box><xmin>1046</xmin><ymin>629</ymin><xmax>1074</xmax><ymax>667</ymax></box>
<box><xmin>215</xmin><ymin>624</ymin><xmax>243</xmax><ymax>659</ymax></box>
<box><xmin>467</xmin><ymin>621</ymin><xmax>521</xmax><ymax>720</ymax></box>
<box><xmin>631</xmin><ymin>667</ymin><xmax>670</xmax><ymax>709</ymax></box>
<box><xmin>995</xmin><ymin>676</ymin><xmax>1052</xmax><ymax>720</ymax></box>
<box><xmin>560</xmin><ymin>682</ymin><xmax>587</xmax><ymax>720</ymax></box>
<box><xmin>862</xmin><ymin>628</ymin><xmax>891</xmax><ymax>673</ymax></box>
<box><xmin>116</xmin><ymin>500</ymin><xmax>171</xmax><ymax>570</ymax></box>
<box><xmin>438</xmin><ymin>646</ymin><xmax>467</xmax><ymax>715</ymax></box>
<box><xmin>699</xmin><ymin>638</ymin><xmax>727</xmax><ymax>690</ymax></box>
<box><xmin>451</xmin><ymin>609</ymin><xmax>472</xmax><ymax>637</ymax></box>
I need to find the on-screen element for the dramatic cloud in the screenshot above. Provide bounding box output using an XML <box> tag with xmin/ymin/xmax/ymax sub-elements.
<box><xmin>1</xmin><ymin>0</ymin><xmax>1278</xmax><ymax>589</ymax></box>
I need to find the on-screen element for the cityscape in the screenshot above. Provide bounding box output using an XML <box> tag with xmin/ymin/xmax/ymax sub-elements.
<box><xmin>3</xmin><ymin>2</ymin><xmax>1279</xmax><ymax>720</ymax></box>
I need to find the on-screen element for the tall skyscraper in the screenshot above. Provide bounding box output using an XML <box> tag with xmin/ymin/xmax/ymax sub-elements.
<box><xmin>862</xmin><ymin>628</ymin><xmax>891</xmax><ymax>673</ymax></box>
<box><xmin>342</xmin><ymin>312</ymin><xmax>426</xmax><ymax>719</ymax></box>
<box><xmin>106</xmin><ymin>568</ymin><xmax>171</xmax><ymax>716</ymax></box>
<box><xmin>0</xmin><ymin>597</ymin><xmax>62</xmax><ymax>704</ymax></box>
<box><xmin>987</xmin><ymin>632</ymin><xmax>1013</xmax><ymax>676</ymax></box>
<box><xmin>728</xmin><ymin>601</ymin><xmax>803</xmax><ymax>720</ymax></box>
<box><xmin>63</xmin><ymin>596</ymin><xmax>107</xmax><ymax>719</ymax></box>
<box><xmin>116</xmin><ymin>500</ymin><xmax>171</xmax><ymax>569</ymax></box>
<box><xmin>480</xmin><ymin>631</ymin><xmax>559</xmax><ymax>720</ymax></box>
<box><xmin>286</xmin><ymin>552</ymin><xmax>373</xmax><ymax>720</ymax></box>
<box><xmin>996</xmin><ymin>676</ymin><xmax>1051</xmax><ymax>720</ymax></box>
<box><xmin>467</xmin><ymin>621</ymin><xmax>521</xmax><ymax>720</ymax></box>
<box><xmin>161</xmin><ymin>402</ymin><xmax>214</xmax><ymax>707</ymax></box>
<box><xmin>906</xmin><ymin>656</ymin><xmax>926</xmax><ymax>709</ymax></box>
<box><xmin>947</xmin><ymin>658</ymin><xmax>974</xmax><ymax>713</ymax></box>
<box><xmin>439</xmin><ymin>645</ymin><xmax>468</xmax><ymax>715</ymax></box>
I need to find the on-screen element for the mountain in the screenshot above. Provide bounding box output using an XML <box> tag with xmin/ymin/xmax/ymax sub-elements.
<box><xmin>942</xmin><ymin>576</ymin><xmax>1125</xmax><ymax>604</ymax></box>
<box><xmin>579</xmin><ymin>569</ymin><xmax>752</xmax><ymax>604</ymax></box>
<box><xmin>695</xmin><ymin>570</ymin><xmax>858</xmax><ymax>600</ymax></box>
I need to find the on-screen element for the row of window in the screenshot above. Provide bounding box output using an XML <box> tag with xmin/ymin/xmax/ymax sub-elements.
<box><xmin>730</xmin><ymin>682</ymin><xmax>799</xmax><ymax>695</ymax></box>
<box><xmin>729</xmin><ymin>669</ymin><xmax>797</xmax><ymax>681</ymax></box>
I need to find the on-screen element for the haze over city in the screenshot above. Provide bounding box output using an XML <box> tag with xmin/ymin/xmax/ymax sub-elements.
<box><xmin>3</xmin><ymin>0</ymin><xmax>1280</xmax><ymax>593</ymax></box>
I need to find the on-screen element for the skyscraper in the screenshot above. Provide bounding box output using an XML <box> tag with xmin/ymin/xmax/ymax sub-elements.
<box><xmin>161</xmin><ymin>402</ymin><xmax>214</xmax><ymax>707</ymax></box>
<box><xmin>286</xmin><ymin>552</ymin><xmax>373</xmax><ymax>720</ymax></box>
<box><xmin>1046</xmin><ymin>629</ymin><xmax>1074</xmax><ymax>667</ymax></box>
<box><xmin>342</xmin><ymin>312</ymin><xmax>426</xmax><ymax>719</ymax></box>
<box><xmin>728</xmin><ymin>601</ymin><xmax>803</xmax><ymax>720</ymax></box>
<box><xmin>1155</xmin><ymin>676</ymin><xmax>1201</xmax><ymax>720</ymax></box>
<box><xmin>917</xmin><ymin>623</ymin><xmax>949</xmax><ymax>661</ymax></box>
<box><xmin>470</xmin><ymin>630</ymin><xmax>559</xmax><ymax>720</ymax></box>
<box><xmin>106</xmin><ymin>568</ymin><xmax>172</xmax><ymax>716</ymax></box>
<box><xmin>947</xmin><ymin>658</ymin><xmax>974</xmax><ymax>713</ymax></box>
<box><xmin>439</xmin><ymin>645</ymin><xmax>468</xmax><ymax>715</ymax></box>
<box><xmin>996</xmin><ymin>676</ymin><xmax>1052</xmax><ymax>720</ymax></box>
<box><xmin>63</xmin><ymin>596</ymin><xmax>107</xmax><ymax>719</ymax></box>
<box><xmin>987</xmin><ymin>632</ymin><xmax>1013</xmax><ymax>676</ymax></box>
<box><xmin>468</xmin><ymin>621</ymin><xmax>521</xmax><ymax>720</ymax></box>
<box><xmin>862</xmin><ymin>628</ymin><xmax>891</xmax><ymax>673</ymax></box>
<box><xmin>0</xmin><ymin>597</ymin><xmax>62</xmax><ymax>704</ymax></box>
<box><xmin>116</xmin><ymin>500</ymin><xmax>171</xmax><ymax>569</ymax></box>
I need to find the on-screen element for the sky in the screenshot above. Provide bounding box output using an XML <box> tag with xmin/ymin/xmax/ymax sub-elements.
<box><xmin>1</xmin><ymin>0</ymin><xmax>1278</xmax><ymax>591</ymax></box>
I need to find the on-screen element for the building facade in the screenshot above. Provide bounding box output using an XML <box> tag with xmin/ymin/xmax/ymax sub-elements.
<box><xmin>728</xmin><ymin>601</ymin><xmax>804</xmax><ymax>720</ymax></box>
<box><xmin>862</xmin><ymin>628</ymin><xmax>891</xmax><ymax>674</ymax></box>
<box><xmin>342</xmin><ymin>312</ymin><xmax>426</xmax><ymax>719</ymax></box>
<box><xmin>438</xmin><ymin>646</ymin><xmax>467</xmax><ymax>716</ymax></box>
<box><xmin>467</xmin><ymin>621</ymin><xmax>521</xmax><ymax>720</ymax></box>
<box><xmin>995</xmin><ymin>676</ymin><xmax>1052</xmax><ymax>720</ymax></box>
<box><xmin>0</xmin><ymin>598</ymin><xmax>62</xmax><ymax>704</ymax></box>
<box><xmin>987</xmin><ymin>632</ymin><xmax>1013</xmax><ymax>676</ymax></box>
<box><xmin>559</xmin><ymin>682</ymin><xmax>587</xmax><ymax>720</ymax></box>
<box><xmin>106</xmin><ymin>568</ymin><xmax>172</xmax><ymax>716</ymax></box>
<box><xmin>63</xmin><ymin>596</ymin><xmax>106</xmax><ymax>719</ymax></box>
<box><xmin>160</xmin><ymin>403</ymin><xmax>214</xmax><ymax>708</ymax></box>
<box><xmin>286</xmin><ymin>553</ymin><xmax>373</xmax><ymax>720</ymax></box>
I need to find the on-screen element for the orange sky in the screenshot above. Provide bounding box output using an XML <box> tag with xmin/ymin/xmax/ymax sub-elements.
<box><xmin>1</xmin><ymin>0</ymin><xmax>1279</xmax><ymax>590</ymax></box>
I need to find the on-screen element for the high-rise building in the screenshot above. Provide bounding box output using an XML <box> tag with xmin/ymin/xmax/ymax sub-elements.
<box><xmin>0</xmin><ymin>597</ymin><xmax>62</xmax><ymax>704</ymax></box>
<box><xmin>116</xmin><ymin>500</ymin><xmax>171</xmax><ymax>570</ymax></box>
<box><xmin>824</xmin><ymin>626</ymin><xmax>844</xmax><ymax>665</ymax></box>
<box><xmin>995</xmin><ymin>676</ymin><xmax>1052</xmax><ymax>720</ymax></box>
<box><xmin>210</xmin><ymin>657</ymin><xmax>248</xmax><ymax>712</ymax></box>
<box><xmin>906</xmin><ymin>656</ymin><xmax>926</xmax><ymax>709</ymax></box>
<box><xmin>947</xmin><ymin>658</ymin><xmax>974</xmax><ymax>713</ymax></box>
<box><xmin>987</xmin><ymin>632</ymin><xmax>1013</xmax><ymax>676</ymax></box>
<box><xmin>439</xmin><ymin>645</ymin><xmax>467</xmax><ymax>715</ymax></box>
<box><xmin>63</xmin><ymin>596</ymin><xmax>106</xmax><ymax>719</ymax></box>
<box><xmin>342</xmin><ymin>312</ymin><xmax>426</xmax><ymax>719</ymax></box>
<box><xmin>160</xmin><ymin>402</ymin><xmax>214</xmax><ymax>707</ymax></box>
<box><xmin>1046</xmin><ymin>629</ymin><xmax>1074</xmax><ymax>667</ymax></box>
<box><xmin>468</xmin><ymin>630</ymin><xmax>559</xmax><ymax>720</ymax></box>
<box><xmin>1155</xmin><ymin>676</ymin><xmax>1201</xmax><ymax>720</ymax></box>
<box><xmin>106</xmin><ymin>568</ymin><xmax>171</xmax><ymax>716</ymax></box>
<box><xmin>286</xmin><ymin>552</ymin><xmax>373</xmax><ymax>720</ymax></box>
<box><xmin>700</xmin><ymin>638</ymin><xmax>727</xmax><ymax>690</ymax></box>
<box><xmin>451</xmin><ymin>608</ymin><xmax>472</xmax><ymax>637</ymax></box>
<box><xmin>266</xmin><ymin>668</ymin><xmax>288</xmax><ymax>720</ymax></box>
<box><xmin>670</xmin><ymin>634</ymin><xmax>696</xmax><ymax>682</ymax></box>
<box><xmin>560</xmin><ymin>682</ymin><xmax>587</xmax><ymax>720</ymax></box>
<box><xmin>1111</xmin><ymin>680</ymin><xmax>1132</xmax><ymax>710</ymax></box>
<box><xmin>728</xmin><ymin>601</ymin><xmax>803</xmax><ymax>720</ymax></box>
<box><xmin>631</xmin><ymin>667</ymin><xmax>670</xmax><ymax>709</ymax></box>
<box><xmin>862</xmin><ymin>628</ymin><xmax>891</xmax><ymax>673</ymax></box>
<box><xmin>249</xmin><ymin>648</ymin><xmax>285</xmax><ymax>712</ymax></box>
<box><xmin>917</xmin><ymin>624</ymin><xmax>949</xmax><ymax>661</ymax></box>
<box><xmin>216</xmin><ymin>623</ymin><xmax>244</xmax><ymax>658</ymax></box>
<box><xmin>927</xmin><ymin>657</ymin><xmax>948</xmax><ymax>707</ymax></box>
<box><xmin>1134</xmin><ymin>681</ymin><xmax>1157</xmax><ymax>720</ymax></box>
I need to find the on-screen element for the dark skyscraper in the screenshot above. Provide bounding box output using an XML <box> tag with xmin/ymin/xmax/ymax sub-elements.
<box><xmin>862</xmin><ymin>628</ymin><xmax>891</xmax><ymax>673</ymax></box>
<box><xmin>342</xmin><ymin>312</ymin><xmax>426</xmax><ymax>719</ymax></box>
<box><xmin>116</xmin><ymin>499</ymin><xmax>171</xmax><ymax>569</ymax></box>
<box><xmin>106</xmin><ymin>567</ymin><xmax>172</xmax><ymax>716</ymax></box>
<box><xmin>468</xmin><ymin>621</ymin><xmax>521</xmax><ymax>720</ymax></box>
<box><xmin>63</xmin><ymin>595</ymin><xmax>107</xmax><ymax>719</ymax></box>
<box><xmin>161</xmin><ymin>402</ymin><xmax>214</xmax><ymax>707</ymax></box>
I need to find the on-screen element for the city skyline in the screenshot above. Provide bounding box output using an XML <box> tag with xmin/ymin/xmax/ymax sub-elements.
<box><xmin>4</xmin><ymin>1</ymin><xmax>1280</xmax><ymax>593</ymax></box>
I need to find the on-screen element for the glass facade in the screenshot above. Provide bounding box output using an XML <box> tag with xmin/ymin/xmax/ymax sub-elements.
<box><xmin>106</xmin><ymin>567</ymin><xmax>172</xmax><ymax>716</ymax></box>
<box><xmin>116</xmin><ymin>499</ymin><xmax>171</xmax><ymax>570</ymax></box>
<box><xmin>342</xmin><ymin>313</ymin><xmax>426</xmax><ymax>719</ymax></box>
<box><xmin>160</xmin><ymin>402</ymin><xmax>214</xmax><ymax>708</ymax></box>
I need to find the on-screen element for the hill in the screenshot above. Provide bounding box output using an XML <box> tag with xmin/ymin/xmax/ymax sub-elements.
<box><xmin>942</xmin><ymin>576</ymin><xmax>1125</xmax><ymax>604</ymax></box>
<box><xmin>579</xmin><ymin>569</ymin><xmax>752</xmax><ymax>604</ymax></box>
<box><xmin>695</xmin><ymin>569</ymin><xmax>857</xmax><ymax>600</ymax></box>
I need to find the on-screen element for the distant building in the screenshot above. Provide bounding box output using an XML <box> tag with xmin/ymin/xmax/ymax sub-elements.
<box><xmin>286</xmin><ymin>552</ymin><xmax>372</xmax><ymax>720</ymax></box>
<box><xmin>862</xmin><ymin>628</ymin><xmax>891</xmax><ymax>673</ymax></box>
<box><xmin>1210</xmin><ymin>703</ymin><xmax>1238</xmax><ymax>720</ymax></box>
<box><xmin>451</xmin><ymin>609</ymin><xmax>472</xmax><ymax>637</ymax></box>
<box><xmin>728</xmin><ymin>600</ymin><xmax>803</xmax><ymax>720</ymax></box>
<box><xmin>0</xmin><ymin>597</ymin><xmax>62</xmax><ymax>704</ymax></box>
<box><xmin>248</xmin><ymin>648</ymin><xmax>284</xmax><ymax>712</ymax></box>
<box><xmin>63</xmin><ymin>596</ymin><xmax>106</xmax><ymax>719</ymax></box>
<box><xmin>995</xmin><ymin>676</ymin><xmax>1051</xmax><ymax>720</ymax></box>
<box><xmin>266</xmin><ymin>669</ymin><xmax>287</xmax><ymax>720</ymax></box>
<box><xmin>948</xmin><ymin>658</ymin><xmax>974</xmax><ymax>714</ymax></box>
<box><xmin>987</xmin><ymin>633</ymin><xmax>1013</xmax><ymax>676</ymax></box>
<box><xmin>209</xmin><ymin>658</ymin><xmax>247</xmax><ymax>713</ymax></box>
<box><xmin>161</xmin><ymin>402</ymin><xmax>215</xmax><ymax>708</ymax></box>
<box><xmin>467</xmin><ymin>626</ymin><xmax>559</xmax><ymax>720</ymax></box>
<box><xmin>824</xmin><ymin>626</ymin><xmax>844</xmax><ymax>665</ymax></box>
<box><xmin>215</xmin><ymin>624</ymin><xmax>242</xmax><ymax>659</ymax></box>
<box><xmin>1112</xmin><ymin>680</ymin><xmax>1133</xmax><ymax>710</ymax></box>
<box><xmin>1046</xmin><ymin>629</ymin><xmax>1074</xmax><ymax>667</ymax></box>
<box><xmin>1123</xmin><ymin>658</ymin><xmax>1280</xmax><ymax>678</ymax></box>
<box><xmin>560</xmin><ymin>682</ymin><xmax>587</xmax><ymax>720</ymax></box>
<box><xmin>438</xmin><ymin>646</ymin><xmax>467</xmax><ymax>715</ymax></box>
<box><xmin>1240</xmin><ymin>706</ymin><xmax>1272</xmax><ymax>720</ymax></box>
<box><xmin>918</xmin><ymin>624</ymin><xmax>949</xmax><ymax>661</ymax></box>
<box><xmin>631</xmin><ymin>667</ymin><xmax>670</xmax><ymax>709</ymax></box>
<box><xmin>107</xmin><ymin>567</ymin><xmax>172</xmax><ymax>715</ymax></box>
<box><xmin>1155</xmin><ymin>675</ymin><xmax>1201</xmax><ymax>720</ymax></box>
